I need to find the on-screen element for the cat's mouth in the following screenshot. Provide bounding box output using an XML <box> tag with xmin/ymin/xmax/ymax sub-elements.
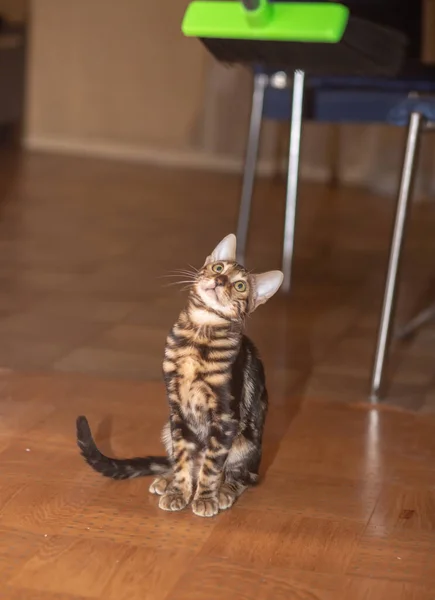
<box><xmin>205</xmin><ymin>288</ymin><xmax>218</xmax><ymax>299</ymax></box>
<box><xmin>199</xmin><ymin>281</ymin><xmax>225</xmax><ymax>305</ymax></box>
<box><xmin>204</xmin><ymin>284</ymin><xmax>219</xmax><ymax>300</ymax></box>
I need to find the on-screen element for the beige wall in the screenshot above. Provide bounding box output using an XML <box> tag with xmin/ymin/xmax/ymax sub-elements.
<box><xmin>25</xmin><ymin>0</ymin><xmax>435</xmax><ymax>170</ymax></box>
<box><xmin>26</xmin><ymin>0</ymin><xmax>207</xmax><ymax>151</ymax></box>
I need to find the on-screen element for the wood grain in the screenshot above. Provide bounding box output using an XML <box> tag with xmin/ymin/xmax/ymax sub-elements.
<box><xmin>0</xmin><ymin>372</ymin><xmax>434</xmax><ymax>598</ymax></box>
<box><xmin>0</xmin><ymin>151</ymin><xmax>434</xmax><ymax>410</ymax></box>
<box><xmin>0</xmin><ymin>151</ymin><xmax>434</xmax><ymax>597</ymax></box>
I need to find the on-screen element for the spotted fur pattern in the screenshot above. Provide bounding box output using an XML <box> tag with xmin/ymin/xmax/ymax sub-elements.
<box><xmin>76</xmin><ymin>234</ymin><xmax>283</xmax><ymax>517</ymax></box>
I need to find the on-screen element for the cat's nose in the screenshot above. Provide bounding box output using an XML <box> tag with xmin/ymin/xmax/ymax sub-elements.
<box><xmin>215</xmin><ymin>275</ymin><xmax>227</xmax><ymax>287</ymax></box>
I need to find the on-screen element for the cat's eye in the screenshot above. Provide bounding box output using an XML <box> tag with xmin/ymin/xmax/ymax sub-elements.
<box><xmin>234</xmin><ymin>281</ymin><xmax>246</xmax><ymax>292</ymax></box>
<box><xmin>212</xmin><ymin>263</ymin><xmax>224</xmax><ymax>273</ymax></box>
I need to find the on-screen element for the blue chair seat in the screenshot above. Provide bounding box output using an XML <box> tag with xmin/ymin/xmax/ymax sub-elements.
<box><xmin>240</xmin><ymin>55</ymin><xmax>435</xmax><ymax>402</ymax></box>
<box><xmin>260</xmin><ymin>63</ymin><xmax>435</xmax><ymax>123</ymax></box>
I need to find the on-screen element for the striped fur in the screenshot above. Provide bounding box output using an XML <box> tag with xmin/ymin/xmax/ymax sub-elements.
<box><xmin>76</xmin><ymin>234</ymin><xmax>283</xmax><ymax>517</ymax></box>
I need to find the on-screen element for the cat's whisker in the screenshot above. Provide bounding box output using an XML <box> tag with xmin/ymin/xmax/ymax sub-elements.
<box><xmin>160</xmin><ymin>268</ymin><xmax>198</xmax><ymax>277</ymax></box>
<box><xmin>172</xmin><ymin>266</ymin><xmax>198</xmax><ymax>273</ymax></box>
<box><xmin>158</xmin><ymin>274</ymin><xmax>196</xmax><ymax>280</ymax></box>
<box><xmin>187</xmin><ymin>263</ymin><xmax>199</xmax><ymax>273</ymax></box>
<box><xmin>170</xmin><ymin>270</ymin><xmax>197</xmax><ymax>276</ymax></box>
<box><xmin>162</xmin><ymin>280</ymin><xmax>196</xmax><ymax>289</ymax></box>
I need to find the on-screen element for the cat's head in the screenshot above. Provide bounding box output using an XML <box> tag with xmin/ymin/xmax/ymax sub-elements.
<box><xmin>193</xmin><ymin>233</ymin><xmax>283</xmax><ymax>320</ymax></box>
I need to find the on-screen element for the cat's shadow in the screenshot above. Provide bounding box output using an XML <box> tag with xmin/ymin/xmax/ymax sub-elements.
<box><xmin>93</xmin><ymin>415</ymin><xmax>117</xmax><ymax>456</ymax></box>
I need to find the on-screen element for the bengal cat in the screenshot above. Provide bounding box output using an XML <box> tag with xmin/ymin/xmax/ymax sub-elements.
<box><xmin>76</xmin><ymin>234</ymin><xmax>283</xmax><ymax>517</ymax></box>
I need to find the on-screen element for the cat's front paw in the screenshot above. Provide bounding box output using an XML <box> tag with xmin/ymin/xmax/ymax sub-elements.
<box><xmin>192</xmin><ymin>496</ymin><xmax>219</xmax><ymax>518</ymax></box>
<box><xmin>159</xmin><ymin>492</ymin><xmax>188</xmax><ymax>512</ymax></box>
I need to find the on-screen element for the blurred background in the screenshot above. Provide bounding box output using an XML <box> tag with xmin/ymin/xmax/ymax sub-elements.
<box><xmin>0</xmin><ymin>0</ymin><xmax>434</xmax><ymax>410</ymax></box>
<box><xmin>0</xmin><ymin>0</ymin><xmax>433</xmax><ymax>197</ymax></box>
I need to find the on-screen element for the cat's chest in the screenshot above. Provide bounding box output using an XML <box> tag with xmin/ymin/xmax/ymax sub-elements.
<box><xmin>177</xmin><ymin>354</ymin><xmax>211</xmax><ymax>401</ymax></box>
<box><xmin>165</xmin><ymin>334</ymin><xmax>231</xmax><ymax>411</ymax></box>
<box><xmin>176</xmin><ymin>353</ymin><xmax>214</xmax><ymax>437</ymax></box>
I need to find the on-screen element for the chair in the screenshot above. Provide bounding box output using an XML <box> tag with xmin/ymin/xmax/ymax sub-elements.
<box><xmin>235</xmin><ymin>64</ymin><xmax>435</xmax><ymax>401</ymax></box>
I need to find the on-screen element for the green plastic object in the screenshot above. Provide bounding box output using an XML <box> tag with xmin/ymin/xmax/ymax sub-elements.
<box><xmin>182</xmin><ymin>1</ymin><xmax>349</xmax><ymax>43</ymax></box>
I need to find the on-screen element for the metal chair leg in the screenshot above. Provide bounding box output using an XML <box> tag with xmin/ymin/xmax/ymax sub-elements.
<box><xmin>236</xmin><ymin>73</ymin><xmax>268</xmax><ymax>265</ymax></box>
<box><xmin>395</xmin><ymin>303</ymin><xmax>435</xmax><ymax>340</ymax></box>
<box><xmin>370</xmin><ymin>111</ymin><xmax>423</xmax><ymax>402</ymax></box>
<box><xmin>282</xmin><ymin>69</ymin><xmax>305</xmax><ymax>292</ymax></box>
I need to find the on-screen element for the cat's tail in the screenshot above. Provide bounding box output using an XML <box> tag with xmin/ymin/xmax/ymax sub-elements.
<box><xmin>76</xmin><ymin>416</ymin><xmax>171</xmax><ymax>480</ymax></box>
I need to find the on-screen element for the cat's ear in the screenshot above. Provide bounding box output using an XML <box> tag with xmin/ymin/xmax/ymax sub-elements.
<box><xmin>204</xmin><ymin>233</ymin><xmax>237</xmax><ymax>264</ymax></box>
<box><xmin>250</xmin><ymin>270</ymin><xmax>283</xmax><ymax>311</ymax></box>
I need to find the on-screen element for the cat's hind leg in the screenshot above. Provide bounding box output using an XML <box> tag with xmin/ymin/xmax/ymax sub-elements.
<box><xmin>149</xmin><ymin>474</ymin><xmax>173</xmax><ymax>495</ymax></box>
<box><xmin>218</xmin><ymin>480</ymin><xmax>248</xmax><ymax>510</ymax></box>
<box><xmin>219</xmin><ymin>435</ymin><xmax>260</xmax><ymax>510</ymax></box>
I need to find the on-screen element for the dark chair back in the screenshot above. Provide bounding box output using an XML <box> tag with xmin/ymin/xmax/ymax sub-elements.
<box><xmin>270</xmin><ymin>0</ymin><xmax>423</xmax><ymax>59</ymax></box>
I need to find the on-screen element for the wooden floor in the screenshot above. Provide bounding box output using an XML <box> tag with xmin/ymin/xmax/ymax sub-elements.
<box><xmin>1</xmin><ymin>372</ymin><xmax>435</xmax><ymax>599</ymax></box>
<box><xmin>0</xmin><ymin>150</ymin><xmax>435</xmax><ymax>597</ymax></box>
<box><xmin>0</xmin><ymin>151</ymin><xmax>434</xmax><ymax>407</ymax></box>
